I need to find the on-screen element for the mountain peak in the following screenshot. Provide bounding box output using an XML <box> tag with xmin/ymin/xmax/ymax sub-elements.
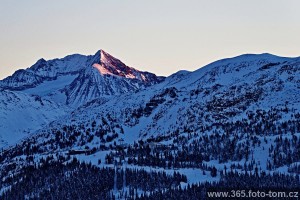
<box><xmin>91</xmin><ymin>49</ymin><xmax>140</xmax><ymax>79</ymax></box>
<box><xmin>91</xmin><ymin>49</ymin><xmax>120</xmax><ymax>66</ymax></box>
<box><xmin>30</xmin><ymin>58</ymin><xmax>47</xmax><ymax>71</ymax></box>
<box><xmin>99</xmin><ymin>49</ymin><xmax>118</xmax><ymax>65</ymax></box>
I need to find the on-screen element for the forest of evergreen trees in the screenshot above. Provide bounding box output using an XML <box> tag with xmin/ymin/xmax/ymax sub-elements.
<box><xmin>1</xmin><ymin>156</ymin><xmax>299</xmax><ymax>199</ymax></box>
<box><xmin>0</xmin><ymin>157</ymin><xmax>186</xmax><ymax>199</ymax></box>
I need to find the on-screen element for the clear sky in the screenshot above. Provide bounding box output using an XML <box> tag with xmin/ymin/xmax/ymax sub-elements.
<box><xmin>0</xmin><ymin>0</ymin><xmax>299</xmax><ymax>79</ymax></box>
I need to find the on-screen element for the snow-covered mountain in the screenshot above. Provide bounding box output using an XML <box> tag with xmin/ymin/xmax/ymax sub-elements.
<box><xmin>22</xmin><ymin>53</ymin><xmax>300</xmax><ymax>175</ymax></box>
<box><xmin>0</xmin><ymin>50</ymin><xmax>164</xmax><ymax>107</ymax></box>
<box><xmin>1</xmin><ymin>52</ymin><xmax>300</xmax><ymax>199</ymax></box>
<box><xmin>63</xmin><ymin>50</ymin><xmax>164</xmax><ymax>105</ymax></box>
<box><xmin>54</xmin><ymin>53</ymin><xmax>300</xmax><ymax>140</ymax></box>
<box><xmin>0</xmin><ymin>50</ymin><xmax>164</xmax><ymax>148</ymax></box>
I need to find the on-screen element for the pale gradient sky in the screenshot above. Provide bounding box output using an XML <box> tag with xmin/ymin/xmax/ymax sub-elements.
<box><xmin>0</xmin><ymin>0</ymin><xmax>299</xmax><ymax>79</ymax></box>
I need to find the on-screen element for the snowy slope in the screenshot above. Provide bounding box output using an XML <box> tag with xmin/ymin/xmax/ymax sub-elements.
<box><xmin>0</xmin><ymin>89</ymin><xmax>66</xmax><ymax>148</ymax></box>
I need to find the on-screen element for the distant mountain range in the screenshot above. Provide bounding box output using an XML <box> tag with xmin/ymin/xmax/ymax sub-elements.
<box><xmin>1</xmin><ymin>50</ymin><xmax>300</xmax><ymax>199</ymax></box>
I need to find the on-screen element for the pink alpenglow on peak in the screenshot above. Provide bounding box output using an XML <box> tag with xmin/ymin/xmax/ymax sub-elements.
<box><xmin>92</xmin><ymin>63</ymin><xmax>114</xmax><ymax>76</ymax></box>
<box><xmin>92</xmin><ymin>49</ymin><xmax>155</xmax><ymax>81</ymax></box>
